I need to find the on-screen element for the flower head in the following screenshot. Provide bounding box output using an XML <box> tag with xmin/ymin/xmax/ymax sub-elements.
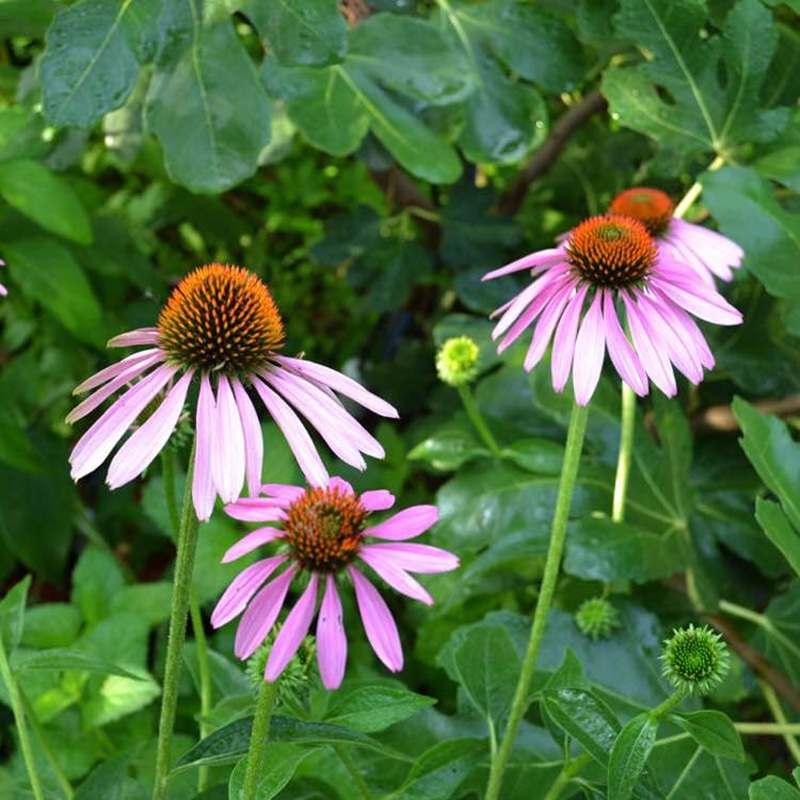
<box><xmin>483</xmin><ymin>214</ymin><xmax>743</xmax><ymax>404</ymax></box>
<box><xmin>574</xmin><ymin>596</ymin><xmax>621</xmax><ymax>641</ymax></box>
<box><xmin>609</xmin><ymin>187</ymin><xmax>743</xmax><ymax>285</ymax></box>
<box><xmin>661</xmin><ymin>624</ymin><xmax>730</xmax><ymax>695</ymax></box>
<box><xmin>67</xmin><ymin>265</ymin><xmax>398</xmax><ymax>521</ymax></box>
<box><xmin>0</xmin><ymin>259</ymin><xmax>7</xmax><ymax>296</ymax></box>
<box><xmin>211</xmin><ymin>477</ymin><xmax>459</xmax><ymax>689</ymax></box>
<box><xmin>436</xmin><ymin>336</ymin><xmax>480</xmax><ymax>387</ymax></box>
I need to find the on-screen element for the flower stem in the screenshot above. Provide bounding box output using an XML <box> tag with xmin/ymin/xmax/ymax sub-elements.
<box><xmin>161</xmin><ymin>449</ymin><xmax>181</xmax><ymax>536</ymax></box>
<box><xmin>21</xmin><ymin>691</ymin><xmax>73</xmax><ymax>798</ymax></box>
<box><xmin>0</xmin><ymin>633</ymin><xmax>45</xmax><ymax>800</ymax></box>
<box><xmin>242</xmin><ymin>679</ymin><xmax>278</xmax><ymax>800</ymax></box>
<box><xmin>673</xmin><ymin>154</ymin><xmax>726</xmax><ymax>219</ymax></box>
<box><xmin>485</xmin><ymin>402</ymin><xmax>590</xmax><ymax>800</ymax></box>
<box><xmin>650</xmin><ymin>689</ymin><xmax>687</xmax><ymax>721</ymax></box>
<box><xmin>458</xmin><ymin>384</ymin><xmax>501</xmax><ymax>455</ymax></box>
<box><xmin>735</xmin><ymin>722</ymin><xmax>800</xmax><ymax>735</ymax></box>
<box><xmin>542</xmin><ymin>753</ymin><xmax>592</xmax><ymax>800</ymax></box>
<box><xmin>152</xmin><ymin>442</ymin><xmax>201</xmax><ymax>800</ymax></box>
<box><xmin>334</xmin><ymin>744</ymin><xmax>374</xmax><ymax>799</ymax></box>
<box><xmin>612</xmin><ymin>382</ymin><xmax>636</xmax><ymax>523</ymax></box>
<box><xmin>189</xmin><ymin>591</ymin><xmax>212</xmax><ymax>792</ymax></box>
<box><xmin>759</xmin><ymin>680</ymin><xmax>800</xmax><ymax>763</ymax></box>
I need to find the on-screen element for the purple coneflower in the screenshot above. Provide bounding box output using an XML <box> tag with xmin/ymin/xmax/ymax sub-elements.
<box><xmin>68</xmin><ymin>264</ymin><xmax>397</xmax><ymax>521</ymax></box>
<box><xmin>211</xmin><ymin>477</ymin><xmax>459</xmax><ymax>689</ymax></box>
<box><xmin>610</xmin><ymin>187</ymin><xmax>743</xmax><ymax>286</ymax></box>
<box><xmin>484</xmin><ymin>214</ymin><xmax>743</xmax><ymax>405</ymax></box>
<box><xmin>0</xmin><ymin>259</ymin><xmax>7</xmax><ymax>296</ymax></box>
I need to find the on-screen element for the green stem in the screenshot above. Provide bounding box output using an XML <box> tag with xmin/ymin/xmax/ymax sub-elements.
<box><xmin>21</xmin><ymin>692</ymin><xmax>73</xmax><ymax>798</ymax></box>
<box><xmin>485</xmin><ymin>402</ymin><xmax>590</xmax><ymax>800</ymax></box>
<box><xmin>759</xmin><ymin>680</ymin><xmax>800</xmax><ymax>764</ymax></box>
<box><xmin>735</xmin><ymin>722</ymin><xmax>800</xmax><ymax>735</ymax></box>
<box><xmin>458</xmin><ymin>384</ymin><xmax>501</xmax><ymax>456</ymax></box>
<box><xmin>612</xmin><ymin>382</ymin><xmax>636</xmax><ymax>523</ymax></box>
<box><xmin>242</xmin><ymin>679</ymin><xmax>278</xmax><ymax>800</ymax></box>
<box><xmin>152</xmin><ymin>442</ymin><xmax>201</xmax><ymax>800</ymax></box>
<box><xmin>0</xmin><ymin>635</ymin><xmax>45</xmax><ymax>800</ymax></box>
<box><xmin>672</xmin><ymin>155</ymin><xmax>726</xmax><ymax>219</ymax></box>
<box><xmin>542</xmin><ymin>753</ymin><xmax>592</xmax><ymax>800</ymax></box>
<box><xmin>651</xmin><ymin>689</ymin><xmax>687</xmax><ymax>721</ymax></box>
<box><xmin>189</xmin><ymin>591</ymin><xmax>212</xmax><ymax>792</ymax></box>
<box><xmin>161</xmin><ymin>449</ymin><xmax>181</xmax><ymax>536</ymax></box>
<box><xmin>334</xmin><ymin>744</ymin><xmax>374</xmax><ymax>800</ymax></box>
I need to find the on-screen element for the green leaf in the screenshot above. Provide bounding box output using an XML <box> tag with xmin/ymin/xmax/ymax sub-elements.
<box><xmin>608</xmin><ymin>713</ymin><xmax>659</xmax><ymax>800</ymax></box>
<box><xmin>703</xmin><ymin>167</ymin><xmax>800</xmax><ymax>334</ymax></box>
<box><xmin>5</xmin><ymin>238</ymin><xmax>103</xmax><ymax>344</ymax></box>
<box><xmin>670</xmin><ymin>711</ymin><xmax>744</xmax><ymax>761</ymax></box>
<box><xmin>82</xmin><ymin>671</ymin><xmax>160</xmax><ymax>727</ymax></box>
<box><xmin>325</xmin><ymin>685</ymin><xmax>436</xmax><ymax>733</ymax></box>
<box><xmin>752</xmin><ymin>581</ymin><xmax>800</xmax><ymax>686</ymax></box>
<box><xmin>750</xmin><ymin>775</ymin><xmax>800</xmax><ymax>799</ymax></box>
<box><xmin>393</xmin><ymin>739</ymin><xmax>484</xmax><ymax>800</ymax></box>
<box><xmin>0</xmin><ymin>380</ymin><xmax>42</xmax><ymax>472</ymax></box>
<box><xmin>71</xmin><ymin>547</ymin><xmax>127</xmax><ymax>625</ymax></box>
<box><xmin>228</xmin><ymin>743</ymin><xmax>318</xmax><ymax>800</ymax></box>
<box><xmin>72</xmin><ymin>752</ymin><xmax>138</xmax><ymax>800</ymax></box>
<box><xmin>40</xmin><ymin>0</ymin><xmax>160</xmax><ymax>127</ymax></box>
<box><xmin>603</xmin><ymin>0</ymin><xmax>788</xmax><ymax>152</ymax></box>
<box><xmin>564</xmin><ymin>517</ymin><xmax>684</xmax><ymax>584</ymax></box>
<box><xmin>21</xmin><ymin>603</ymin><xmax>81</xmax><ymax>649</ymax></box>
<box><xmin>110</xmin><ymin>583</ymin><xmax>173</xmax><ymax>626</ymax></box>
<box><xmin>0</xmin><ymin>576</ymin><xmax>31</xmax><ymax>653</ymax></box>
<box><xmin>241</xmin><ymin>0</ymin><xmax>346</xmax><ymax>66</ymax></box>
<box><xmin>409</xmin><ymin>426</ymin><xmax>489</xmax><ymax>473</ymax></box>
<box><xmin>438</xmin><ymin>622</ymin><xmax>521</xmax><ymax>726</ymax></box>
<box><xmin>0</xmin><ymin>159</ymin><xmax>91</xmax><ymax>244</ymax></box>
<box><xmin>14</xmin><ymin>648</ymin><xmax>144</xmax><ymax>680</ymax></box>
<box><xmin>755</xmin><ymin>498</ymin><xmax>800</xmax><ymax>578</ymax></box>
<box><xmin>144</xmin><ymin>2</ymin><xmax>273</xmax><ymax>193</ymax></box>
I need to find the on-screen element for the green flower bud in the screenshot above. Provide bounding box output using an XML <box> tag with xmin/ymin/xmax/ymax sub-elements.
<box><xmin>246</xmin><ymin>626</ymin><xmax>317</xmax><ymax>703</ymax></box>
<box><xmin>436</xmin><ymin>336</ymin><xmax>480</xmax><ymax>387</ymax></box>
<box><xmin>661</xmin><ymin>624</ymin><xmax>730</xmax><ymax>696</ymax></box>
<box><xmin>574</xmin><ymin>597</ymin><xmax>621</xmax><ymax>641</ymax></box>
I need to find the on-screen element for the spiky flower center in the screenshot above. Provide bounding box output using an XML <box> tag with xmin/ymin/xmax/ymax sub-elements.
<box><xmin>610</xmin><ymin>187</ymin><xmax>674</xmax><ymax>236</ymax></box>
<box><xmin>436</xmin><ymin>336</ymin><xmax>480</xmax><ymax>387</ymax></box>
<box><xmin>566</xmin><ymin>215</ymin><xmax>657</xmax><ymax>288</ymax></box>
<box><xmin>284</xmin><ymin>487</ymin><xmax>369</xmax><ymax>573</ymax></box>
<box><xmin>158</xmin><ymin>264</ymin><xmax>284</xmax><ymax>374</ymax></box>
<box><xmin>661</xmin><ymin>625</ymin><xmax>729</xmax><ymax>695</ymax></box>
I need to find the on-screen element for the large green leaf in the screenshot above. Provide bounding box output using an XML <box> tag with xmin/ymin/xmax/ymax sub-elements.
<box><xmin>228</xmin><ymin>743</ymin><xmax>318</xmax><ymax>800</ymax></box>
<box><xmin>0</xmin><ymin>576</ymin><xmax>31</xmax><ymax>653</ymax></box>
<box><xmin>670</xmin><ymin>711</ymin><xmax>744</xmax><ymax>762</ymax></box>
<box><xmin>750</xmin><ymin>775</ymin><xmax>800</xmax><ymax>799</ymax></box>
<box><xmin>608</xmin><ymin>713</ymin><xmax>659</xmax><ymax>800</ymax></box>
<box><xmin>144</xmin><ymin>1</ymin><xmax>273</xmax><ymax>193</ymax></box>
<box><xmin>603</xmin><ymin>0</ymin><xmax>789</xmax><ymax>153</ymax></box>
<box><xmin>14</xmin><ymin>648</ymin><xmax>144</xmax><ymax>681</ymax></box>
<box><xmin>0</xmin><ymin>379</ymin><xmax>42</xmax><ymax>472</ymax></box>
<box><xmin>703</xmin><ymin>167</ymin><xmax>800</xmax><ymax>335</ymax></box>
<box><xmin>40</xmin><ymin>0</ymin><xmax>160</xmax><ymax>127</ymax></box>
<box><xmin>324</xmin><ymin>685</ymin><xmax>436</xmax><ymax>733</ymax></box>
<box><xmin>752</xmin><ymin>581</ymin><xmax>800</xmax><ymax>685</ymax></box>
<box><xmin>392</xmin><ymin>739</ymin><xmax>484</xmax><ymax>800</ymax></box>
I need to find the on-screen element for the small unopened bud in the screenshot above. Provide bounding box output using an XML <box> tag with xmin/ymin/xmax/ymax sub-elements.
<box><xmin>436</xmin><ymin>336</ymin><xmax>480</xmax><ymax>387</ymax></box>
<box><xmin>661</xmin><ymin>624</ymin><xmax>730</xmax><ymax>695</ymax></box>
<box><xmin>575</xmin><ymin>597</ymin><xmax>621</xmax><ymax>641</ymax></box>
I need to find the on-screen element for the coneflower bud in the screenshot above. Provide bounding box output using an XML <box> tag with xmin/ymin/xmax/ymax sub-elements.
<box><xmin>246</xmin><ymin>628</ymin><xmax>316</xmax><ymax>702</ymax></box>
<box><xmin>661</xmin><ymin>624</ymin><xmax>730</xmax><ymax>695</ymax></box>
<box><xmin>574</xmin><ymin>597</ymin><xmax>621</xmax><ymax>641</ymax></box>
<box><xmin>436</xmin><ymin>336</ymin><xmax>480</xmax><ymax>387</ymax></box>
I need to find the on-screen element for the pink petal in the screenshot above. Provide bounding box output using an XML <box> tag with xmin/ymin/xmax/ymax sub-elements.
<box><xmin>251</xmin><ymin>377</ymin><xmax>329</xmax><ymax>488</ymax></box>
<box><xmin>192</xmin><ymin>374</ymin><xmax>217</xmax><ymax>522</ymax></box>
<box><xmin>232</xmin><ymin>379</ymin><xmax>264</xmax><ymax>497</ymax></box>
<box><xmin>623</xmin><ymin>295</ymin><xmax>676</xmax><ymax>397</ymax></box>
<box><xmin>73</xmin><ymin>348</ymin><xmax>164</xmax><ymax>395</ymax></box>
<box><xmin>211</xmin><ymin>375</ymin><xmax>246</xmax><ymax>504</ymax></box>
<box><xmin>265</xmin><ymin>575</ymin><xmax>320</xmax><ymax>682</ymax></box>
<box><xmin>69</xmin><ymin>363</ymin><xmax>178</xmax><ymax>480</ymax></box>
<box><xmin>0</xmin><ymin>283</ymin><xmax>7</xmax><ymax>296</ymax></box>
<box><xmin>210</xmin><ymin>556</ymin><xmax>287</xmax><ymax>628</ymax></box>
<box><xmin>222</xmin><ymin>527</ymin><xmax>284</xmax><ymax>563</ymax></box>
<box><xmin>107</xmin><ymin>328</ymin><xmax>160</xmax><ymax>348</ymax></box>
<box><xmin>551</xmin><ymin>284</ymin><xmax>588</xmax><ymax>392</ymax></box>
<box><xmin>349</xmin><ymin>567</ymin><xmax>403</xmax><ymax>672</ymax></box>
<box><xmin>360</xmin><ymin>543</ymin><xmax>460</xmax><ymax>574</ymax></box>
<box><xmin>275</xmin><ymin>357</ymin><xmax>398</xmax><ymax>418</ymax></box>
<box><xmin>483</xmin><ymin>248</ymin><xmax>565</xmax><ymax>281</ymax></box>
<box><xmin>234</xmin><ymin>565</ymin><xmax>297</xmax><ymax>660</ymax></box>
<box><xmin>360</xmin><ymin>490</ymin><xmax>395</xmax><ymax>512</ymax></box>
<box><xmin>261</xmin><ymin>484</ymin><xmax>305</xmax><ymax>503</ymax></box>
<box><xmin>317</xmin><ymin>576</ymin><xmax>347</xmax><ymax>690</ymax></box>
<box><xmin>363</xmin><ymin>505</ymin><xmax>439</xmax><ymax>541</ymax></box>
<box><xmin>358</xmin><ymin>550</ymin><xmax>433</xmax><ymax>605</ymax></box>
<box><xmin>523</xmin><ymin>282</ymin><xmax>575</xmax><ymax>372</ymax></box>
<box><xmin>602</xmin><ymin>291</ymin><xmax>648</xmax><ymax>396</ymax></box>
<box><xmin>651</xmin><ymin>290</ymin><xmax>715</xmax><ymax>369</ymax></box>
<box><xmin>225</xmin><ymin>502</ymin><xmax>287</xmax><ymax>523</ymax></box>
<box><xmin>106</xmin><ymin>372</ymin><xmax>193</xmax><ymax>488</ymax></box>
<box><xmin>329</xmin><ymin>477</ymin><xmax>355</xmax><ymax>496</ymax></box>
<box><xmin>572</xmin><ymin>291</ymin><xmax>606</xmax><ymax>406</ymax></box>
<box><xmin>650</xmin><ymin>274</ymin><xmax>742</xmax><ymax>326</ymax></box>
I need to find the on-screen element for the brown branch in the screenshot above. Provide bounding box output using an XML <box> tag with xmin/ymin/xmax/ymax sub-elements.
<box><xmin>338</xmin><ymin>0</ymin><xmax>371</xmax><ymax>28</ymax></box>
<box><xmin>691</xmin><ymin>394</ymin><xmax>800</xmax><ymax>435</ymax></box>
<box><xmin>705</xmin><ymin>612</ymin><xmax>800</xmax><ymax>714</ymax></box>
<box><xmin>495</xmin><ymin>90</ymin><xmax>608</xmax><ymax>217</ymax></box>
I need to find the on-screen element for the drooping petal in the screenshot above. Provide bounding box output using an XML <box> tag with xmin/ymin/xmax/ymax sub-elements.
<box><xmin>363</xmin><ymin>505</ymin><xmax>439</xmax><ymax>541</ymax></box>
<box><xmin>358</xmin><ymin>549</ymin><xmax>433</xmax><ymax>605</ymax></box>
<box><xmin>650</xmin><ymin>273</ymin><xmax>743</xmax><ymax>326</ymax></box>
<box><xmin>261</xmin><ymin>484</ymin><xmax>305</xmax><ymax>503</ymax></box>
<box><xmin>317</xmin><ymin>575</ymin><xmax>347</xmax><ymax>690</ymax></box>
<box><xmin>623</xmin><ymin>294</ymin><xmax>677</xmax><ymax>397</ymax></box>
<box><xmin>107</xmin><ymin>328</ymin><xmax>160</xmax><ymax>348</ymax></box>
<box><xmin>666</xmin><ymin>219</ymin><xmax>743</xmax><ymax>281</ymax></box>
<box><xmin>224</xmin><ymin>502</ymin><xmax>287</xmax><ymax>523</ymax></box>
<box><xmin>106</xmin><ymin>371</ymin><xmax>193</xmax><ymax>488</ymax></box>
<box><xmin>602</xmin><ymin>291</ymin><xmax>649</xmax><ymax>396</ymax></box>
<box><xmin>482</xmin><ymin>248</ymin><xmax>565</xmax><ymax>281</ymax></box>
<box><xmin>222</xmin><ymin>527</ymin><xmax>284</xmax><ymax>563</ymax></box>
<box><xmin>551</xmin><ymin>284</ymin><xmax>588</xmax><ymax>392</ymax></box>
<box><xmin>329</xmin><ymin>477</ymin><xmax>355</xmax><ymax>496</ymax></box>
<box><xmin>69</xmin><ymin>363</ymin><xmax>178</xmax><ymax>480</ymax></box>
<box><xmin>73</xmin><ymin>348</ymin><xmax>164</xmax><ymax>395</ymax></box>
<box><xmin>265</xmin><ymin>574</ymin><xmax>320</xmax><ymax>682</ymax></box>
<box><xmin>234</xmin><ymin>565</ymin><xmax>297</xmax><ymax>660</ymax></box>
<box><xmin>210</xmin><ymin>556</ymin><xmax>287</xmax><ymax>628</ymax></box>
<box><xmin>192</xmin><ymin>374</ymin><xmax>217</xmax><ymax>522</ymax></box>
<box><xmin>572</xmin><ymin>291</ymin><xmax>606</xmax><ymax>406</ymax></box>
<box><xmin>211</xmin><ymin>375</ymin><xmax>246</xmax><ymax>504</ymax></box>
<box><xmin>252</xmin><ymin>377</ymin><xmax>329</xmax><ymax>488</ymax></box>
<box><xmin>349</xmin><ymin>567</ymin><xmax>403</xmax><ymax>672</ymax></box>
<box><xmin>360</xmin><ymin>543</ymin><xmax>460</xmax><ymax>574</ymax></box>
<box><xmin>360</xmin><ymin>490</ymin><xmax>395</xmax><ymax>512</ymax></box>
<box><xmin>274</xmin><ymin>357</ymin><xmax>398</xmax><ymax>418</ymax></box>
<box><xmin>232</xmin><ymin>378</ymin><xmax>264</xmax><ymax>497</ymax></box>
<box><xmin>650</xmin><ymin>289</ymin><xmax>715</xmax><ymax>369</ymax></box>
<box><xmin>523</xmin><ymin>283</ymin><xmax>575</xmax><ymax>372</ymax></box>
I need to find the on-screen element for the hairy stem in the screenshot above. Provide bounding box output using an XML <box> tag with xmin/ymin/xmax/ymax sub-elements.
<box><xmin>543</xmin><ymin>753</ymin><xmax>592</xmax><ymax>800</ymax></box>
<box><xmin>458</xmin><ymin>384</ymin><xmax>501</xmax><ymax>456</ymax></box>
<box><xmin>485</xmin><ymin>402</ymin><xmax>590</xmax><ymax>800</ymax></box>
<box><xmin>612</xmin><ymin>382</ymin><xmax>637</xmax><ymax>523</ymax></box>
<box><xmin>189</xmin><ymin>592</ymin><xmax>213</xmax><ymax>792</ymax></box>
<box><xmin>242</xmin><ymin>679</ymin><xmax>278</xmax><ymax>800</ymax></box>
